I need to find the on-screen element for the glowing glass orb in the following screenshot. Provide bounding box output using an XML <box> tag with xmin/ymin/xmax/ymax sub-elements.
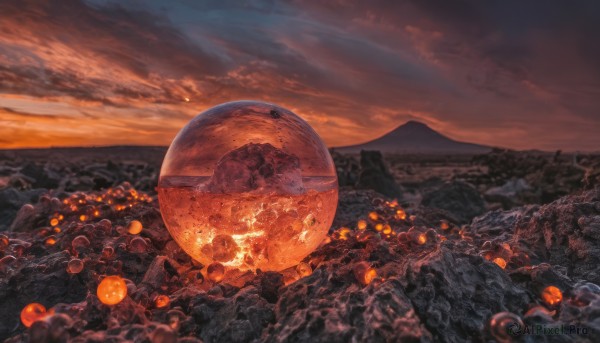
<box><xmin>357</xmin><ymin>219</ymin><xmax>367</xmax><ymax>231</ymax></box>
<box><xmin>67</xmin><ymin>258</ymin><xmax>84</xmax><ymax>274</ymax></box>
<box><xmin>353</xmin><ymin>261</ymin><xmax>377</xmax><ymax>285</ymax></box>
<box><xmin>207</xmin><ymin>262</ymin><xmax>225</xmax><ymax>282</ymax></box>
<box><xmin>154</xmin><ymin>295</ymin><xmax>170</xmax><ymax>308</ymax></box>
<box><xmin>541</xmin><ymin>285</ymin><xmax>563</xmax><ymax>306</ymax></box>
<box><xmin>158</xmin><ymin>101</ymin><xmax>338</xmax><ymax>271</ymax></box>
<box><xmin>489</xmin><ymin>312</ymin><xmax>523</xmax><ymax>342</ymax></box>
<box><xmin>20</xmin><ymin>303</ymin><xmax>47</xmax><ymax>328</ymax></box>
<box><xmin>415</xmin><ymin>233</ymin><xmax>427</xmax><ymax>245</ymax></box>
<box><xmin>128</xmin><ymin>220</ymin><xmax>143</xmax><ymax>234</ymax></box>
<box><xmin>97</xmin><ymin>275</ymin><xmax>127</xmax><ymax>305</ymax></box>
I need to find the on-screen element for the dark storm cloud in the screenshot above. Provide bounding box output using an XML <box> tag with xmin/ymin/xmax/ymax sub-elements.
<box><xmin>0</xmin><ymin>107</ymin><xmax>58</xmax><ymax>120</ymax></box>
<box><xmin>0</xmin><ymin>0</ymin><xmax>226</xmax><ymax>105</ymax></box>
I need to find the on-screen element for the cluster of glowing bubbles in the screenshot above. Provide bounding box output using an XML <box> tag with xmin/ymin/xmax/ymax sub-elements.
<box><xmin>158</xmin><ymin>101</ymin><xmax>338</xmax><ymax>272</ymax></box>
<box><xmin>332</xmin><ymin>198</ymin><xmax>436</xmax><ymax>247</ymax></box>
<box><xmin>33</xmin><ymin>184</ymin><xmax>153</xmax><ymax>252</ymax></box>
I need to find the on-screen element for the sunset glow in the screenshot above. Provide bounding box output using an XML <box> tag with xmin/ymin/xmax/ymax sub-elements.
<box><xmin>1</xmin><ymin>1</ymin><xmax>599</xmax><ymax>151</ymax></box>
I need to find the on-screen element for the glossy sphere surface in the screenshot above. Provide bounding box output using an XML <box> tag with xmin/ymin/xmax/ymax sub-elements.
<box><xmin>20</xmin><ymin>303</ymin><xmax>47</xmax><ymax>328</ymax></box>
<box><xmin>97</xmin><ymin>275</ymin><xmax>128</xmax><ymax>305</ymax></box>
<box><xmin>155</xmin><ymin>295</ymin><xmax>170</xmax><ymax>308</ymax></box>
<box><xmin>489</xmin><ymin>312</ymin><xmax>524</xmax><ymax>342</ymax></box>
<box><xmin>67</xmin><ymin>258</ymin><xmax>84</xmax><ymax>274</ymax></box>
<box><xmin>541</xmin><ymin>285</ymin><xmax>563</xmax><ymax>306</ymax></box>
<box><xmin>158</xmin><ymin>101</ymin><xmax>338</xmax><ymax>271</ymax></box>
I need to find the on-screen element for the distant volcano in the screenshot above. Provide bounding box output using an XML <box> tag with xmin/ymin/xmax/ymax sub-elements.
<box><xmin>334</xmin><ymin>121</ymin><xmax>492</xmax><ymax>154</ymax></box>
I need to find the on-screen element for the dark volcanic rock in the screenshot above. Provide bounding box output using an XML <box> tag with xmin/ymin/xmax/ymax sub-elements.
<box><xmin>0</xmin><ymin>251</ymin><xmax>88</xmax><ymax>337</ymax></box>
<box><xmin>470</xmin><ymin>149</ymin><xmax>589</xmax><ymax>207</ymax></box>
<box><xmin>469</xmin><ymin>206</ymin><xmax>537</xmax><ymax>240</ymax></box>
<box><xmin>331</xmin><ymin>189</ymin><xmax>383</xmax><ymax>230</ymax></box>
<box><xmin>330</xmin><ymin>151</ymin><xmax>359</xmax><ymax>187</ymax></box>
<box><xmin>252</xmin><ymin>271</ymin><xmax>284</xmax><ymax>304</ymax></box>
<box><xmin>0</xmin><ymin>187</ymin><xmax>46</xmax><ymax>231</ymax></box>
<box><xmin>180</xmin><ymin>286</ymin><xmax>275</xmax><ymax>343</ymax></box>
<box><xmin>20</xmin><ymin>162</ymin><xmax>61</xmax><ymax>189</ymax></box>
<box><xmin>404</xmin><ymin>248</ymin><xmax>531</xmax><ymax>341</ymax></box>
<box><xmin>1</xmin><ymin>171</ymin><xmax>599</xmax><ymax>342</ymax></box>
<box><xmin>512</xmin><ymin>187</ymin><xmax>600</xmax><ymax>284</ymax></box>
<box><xmin>421</xmin><ymin>181</ymin><xmax>486</xmax><ymax>224</ymax></box>
<box><xmin>356</xmin><ymin>150</ymin><xmax>403</xmax><ymax>199</ymax></box>
<box><xmin>270</xmin><ymin>270</ymin><xmax>431</xmax><ymax>343</ymax></box>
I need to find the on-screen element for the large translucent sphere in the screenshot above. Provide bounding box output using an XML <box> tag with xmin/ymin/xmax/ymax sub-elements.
<box><xmin>158</xmin><ymin>101</ymin><xmax>338</xmax><ymax>271</ymax></box>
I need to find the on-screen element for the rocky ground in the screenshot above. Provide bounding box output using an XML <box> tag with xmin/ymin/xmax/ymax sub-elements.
<box><xmin>0</xmin><ymin>147</ymin><xmax>599</xmax><ymax>342</ymax></box>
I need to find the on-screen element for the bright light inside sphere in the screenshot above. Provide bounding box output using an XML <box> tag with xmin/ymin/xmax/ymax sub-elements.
<box><xmin>158</xmin><ymin>101</ymin><xmax>338</xmax><ymax>271</ymax></box>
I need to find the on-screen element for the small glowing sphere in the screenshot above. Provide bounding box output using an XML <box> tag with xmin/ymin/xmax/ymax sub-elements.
<box><xmin>489</xmin><ymin>312</ymin><xmax>523</xmax><ymax>343</ymax></box>
<box><xmin>396</xmin><ymin>209</ymin><xmax>407</xmax><ymax>220</ymax></box>
<box><xmin>492</xmin><ymin>257</ymin><xmax>507</xmax><ymax>269</ymax></box>
<box><xmin>44</xmin><ymin>236</ymin><xmax>57</xmax><ymax>246</ymax></box>
<box><xmin>207</xmin><ymin>262</ymin><xmax>225</xmax><ymax>282</ymax></box>
<box><xmin>129</xmin><ymin>237</ymin><xmax>148</xmax><ymax>253</ymax></box>
<box><xmin>368</xmin><ymin>212</ymin><xmax>379</xmax><ymax>221</ymax></box>
<box><xmin>0</xmin><ymin>234</ymin><xmax>9</xmax><ymax>248</ymax></box>
<box><xmin>71</xmin><ymin>235</ymin><xmax>90</xmax><ymax>250</ymax></box>
<box><xmin>158</xmin><ymin>101</ymin><xmax>338</xmax><ymax>271</ymax></box>
<box><xmin>128</xmin><ymin>220</ymin><xmax>143</xmax><ymax>234</ymax></box>
<box><xmin>97</xmin><ymin>275</ymin><xmax>128</xmax><ymax>305</ymax></box>
<box><xmin>50</xmin><ymin>218</ymin><xmax>59</xmax><ymax>227</ymax></box>
<box><xmin>20</xmin><ymin>303</ymin><xmax>47</xmax><ymax>328</ymax></box>
<box><xmin>541</xmin><ymin>285</ymin><xmax>563</xmax><ymax>306</ymax></box>
<box><xmin>67</xmin><ymin>258</ymin><xmax>84</xmax><ymax>274</ymax></box>
<box><xmin>353</xmin><ymin>261</ymin><xmax>377</xmax><ymax>285</ymax></box>
<box><xmin>102</xmin><ymin>246</ymin><xmax>115</xmax><ymax>259</ymax></box>
<box><xmin>155</xmin><ymin>295</ymin><xmax>170</xmax><ymax>308</ymax></box>
<box><xmin>416</xmin><ymin>233</ymin><xmax>427</xmax><ymax>245</ymax></box>
<box><xmin>357</xmin><ymin>220</ymin><xmax>367</xmax><ymax>231</ymax></box>
<box><xmin>0</xmin><ymin>255</ymin><xmax>16</xmax><ymax>270</ymax></box>
<box><xmin>440</xmin><ymin>220</ymin><xmax>450</xmax><ymax>230</ymax></box>
<box><xmin>382</xmin><ymin>224</ymin><xmax>392</xmax><ymax>235</ymax></box>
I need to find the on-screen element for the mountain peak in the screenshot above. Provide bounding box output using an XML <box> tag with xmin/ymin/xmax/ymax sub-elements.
<box><xmin>394</xmin><ymin>120</ymin><xmax>437</xmax><ymax>132</ymax></box>
<box><xmin>335</xmin><ymin>120</ymin><xmax>492</xmax><ymax>154</ymax></box>
<box><xmin>401</xmin><ymin>120</ymin><xmax>429</xmax><ymax>128</ymax></box>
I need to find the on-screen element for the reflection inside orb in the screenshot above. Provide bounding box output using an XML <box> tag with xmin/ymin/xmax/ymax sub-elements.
<box><xmin>158</xmin><ymin>101</ymin><xmax>338</xmax><ymax>271</ymax></box>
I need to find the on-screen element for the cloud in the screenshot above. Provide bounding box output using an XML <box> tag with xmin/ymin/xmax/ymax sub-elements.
<box><xmin>0</xmin><ymin>0</ymin><xmax>599</xmax><ymax>151</ymax></box>
<box><xmin>0</xmin><ymin>0</ymin><xmax>225</xmax><ymax>106</ymax></box>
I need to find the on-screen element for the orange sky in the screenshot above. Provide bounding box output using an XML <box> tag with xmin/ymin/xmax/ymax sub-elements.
<box><xmin>1</xmin><ymin>0</ymin><xmax>599</xmax><ymax>151</ymax></box>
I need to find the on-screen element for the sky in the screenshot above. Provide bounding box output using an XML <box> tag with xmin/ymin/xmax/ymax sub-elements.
<box><xmin>0</xmin><ymin>0</ymin><xmax>599</xmax><ymax>151</ymax></box>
